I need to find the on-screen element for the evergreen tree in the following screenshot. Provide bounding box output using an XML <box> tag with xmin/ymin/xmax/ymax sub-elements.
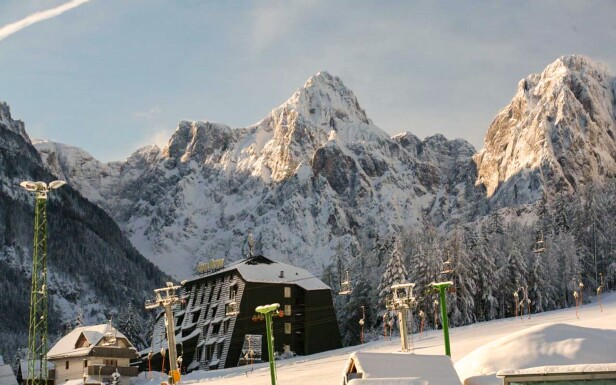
<box><xmin>338</xmin><ymin>276</ymin><xmax>373</xmax><ymax>346</ymax></box>
<box><xmin>377</xmin><ymin>239</ymin><xmax>408</xmax><ymax>312</ymax></box>
<box><xmin>464</xmin><ymin>226</ymin><xmax>498</xmax><ymax>321</ymax></box>
<box><xmin>527</xmin><ymin>250</ymin><xmax>552</xmax><ymax>313</ymax></box>
<box><xmin>489</xmin><ymin>211</ymin><xmax>505</xmax><ymax>235</ymax></box>
<box><xmin>116</xmin><ymin>303</ymin><xmax>147</xmax><ymax>350</ymax></box>
<box><xmin>446</xmin><ymin>229</ymin><xmax>476</xmax><ymax>326</ymax></box>
<box><xmin>501</xmin><ymin>245</ymin><xmax>528</xmax><ymax>317</ymax></box>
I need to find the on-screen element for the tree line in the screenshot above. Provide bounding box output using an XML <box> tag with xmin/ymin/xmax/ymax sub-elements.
<box><xmin>325</xmin><ymin>181</ymin><xmax>616</xmax><ymax>346</ymax></box>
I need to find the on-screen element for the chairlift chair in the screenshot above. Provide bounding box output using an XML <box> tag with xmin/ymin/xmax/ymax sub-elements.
<box><xmin>339</xmin><ymin>270</ymin><xmax>353</xmax><ymax>295</ymax></box>
<box><xmin>440</xmin><ymin>251</ymin><xmax>454</xmax><ymax>275</ymax></box>
<box><xmin>225</xmin><ymin>293</ymin><xmax>240</xmax><ymax>316</ymax></box>
<box><xmin>533</xmin><ymin>231</ymin><xmax>546</xmax><ymax>254</ymax></box>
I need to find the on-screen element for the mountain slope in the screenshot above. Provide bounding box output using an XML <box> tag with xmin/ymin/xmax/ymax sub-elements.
<box><xmin>0</xmin><ymin>102</ymin><xmax>168</xmax><ymax>358</ymax></box>
<box><xmin>474</xmin><ymin>55</ymin><xmax>616</xmax><ymax>206</ymax></box>
<box><xmin>36</xmin><ymin>72</ymin><xmax>480</xmax><ymax>279</ymax></box>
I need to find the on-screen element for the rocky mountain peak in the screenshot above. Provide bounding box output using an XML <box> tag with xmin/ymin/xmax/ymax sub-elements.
<box><xmin>162</xmin><ymin>120</ymin><xmax>233</xmax><ymax>164</ymax></box>
<box><xmin>266</xmin><ymin>71</ymin><xmax>389</xmax><ymax>144</ymax></box>
<box><xmin>474</xmin><ymin>55</ymin><xmax>616</xmax><ymax>205</ymax></box>
<box><xmin>0</xmin><ymin>101</ymin><xmax>29</xmax><ymax>142</ymax></box>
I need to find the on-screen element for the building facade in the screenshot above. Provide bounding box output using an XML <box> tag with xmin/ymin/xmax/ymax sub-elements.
<box><xmin>47</xmin><ymin>324</ymin><xmax>139</xmax><ymax>385</ymax></box>
<box><xmin>144</xmin><ymin>255</ymin><xmax>341</xmax><ymax>372</ymax></box>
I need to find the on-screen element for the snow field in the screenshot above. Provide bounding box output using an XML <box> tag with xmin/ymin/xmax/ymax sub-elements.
<box><xmin>133</xmin><ymin>292</ymin><xmax>615</xmax><ymax>385</ymax></box>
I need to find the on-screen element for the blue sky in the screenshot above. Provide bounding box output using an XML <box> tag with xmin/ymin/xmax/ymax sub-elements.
<box><xmin>0</xmin><ymin>1</ymin><xmax>614</xmax><ymax>161</ymax></box>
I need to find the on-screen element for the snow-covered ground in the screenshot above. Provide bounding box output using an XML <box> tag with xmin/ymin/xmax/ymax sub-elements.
<box><xmin>135</xmin><ymin>292</ymin><xmax>616</xmax><ymax>385</ymax></box>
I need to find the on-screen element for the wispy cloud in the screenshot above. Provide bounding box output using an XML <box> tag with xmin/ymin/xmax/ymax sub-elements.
<box><xmin>133</xmin><ymin>106</ymin><xmax>162</xmax><ymax>121</ymax></box>
<box><xmin>0</xmin><ymin>0</ymin><xmax>92</xmax><ymax>42</ymax></box>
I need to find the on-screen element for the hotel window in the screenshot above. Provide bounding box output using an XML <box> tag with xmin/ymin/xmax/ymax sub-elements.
<box><xmin>284</xmin><ymin>287</ymin><xmax>291</xmax><ymax>298</ymax></box>
<box><xmin>229</xmin><ymin>284</ymin><xmax>237</xmax><ymax>300</ymax></box>
<box><xmin>285</xmin><ymin>304</ymin><xmax>291</xmax><ymax>316</ymax></box>
<box><xmin>284</xmin><ymin>322</ymin><xmax>292</xmax><ymax>334</ymax></box>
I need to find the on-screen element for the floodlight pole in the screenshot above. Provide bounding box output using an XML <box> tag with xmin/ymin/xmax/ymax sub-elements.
<box><xmin>431</xmin><ymin>281</ymin><xmax>453</xmax><ymax>357</ymax></box>
<box><xmin>20</xmin><ymin>180</ymin><xmax>65</xmax><ymax>385</ymax></box>
<box><xmin>146</xmin><ymin>283</ymin><xmax>183</xmax><ymax>385</ymax></box>
<box><xmin>256</xmin><ymin>303</ymin><xmax>280</xmax><ymax>385</ymax></box>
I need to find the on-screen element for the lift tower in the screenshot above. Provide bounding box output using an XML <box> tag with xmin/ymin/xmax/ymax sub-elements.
<box><xmin>146</xmin><ymin>282</ymin><xmax>183</xmax><ymax>385</ymax></box>
<box><xmin>20</xmin><ymin>180</ymin><xmax>65</xmax><ymax>385</ymax></box>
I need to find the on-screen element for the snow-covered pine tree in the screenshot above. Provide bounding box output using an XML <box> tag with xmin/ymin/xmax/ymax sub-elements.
<box><xmin>116</xmin><ymin>303</ymin><xmax>147</xmax><ymax>350</ymax></box>
<box><xmin>471</xmin><ymin>229</ymin><xmax>499</xmax><ymax>321</ymax></box>
<box><xmin>503</xmin><ymin>244</ymin><xmax>528</xmax><ymax>316</ymax></box>
<box><xmin>528</xmin><ymin>249</ymin><xmax>552</xmax><ymax>313</ymax></box>
<box><xmin>339</xmin><ymin>275</ymin><xmax>373</xmax><ymax>346</ymax></box>
<box><xmin>377</xmin><ymin>238</ymin><xmax>408</xmax><ymax>312</ymax></box>
<box><xmin>547</xmin><ymin>231</ymin><xmax>580</xmax><ymax>307</ymax></box>
<box><xmin>407</xmin><ymin>225</ymin><xmax>443</xmax><ymax>328</ymax></box>
<box><xmin>446</xmin><ymin>229</ymin><xmax>476</xmax><ymax>326</ymax></box>
<box><xmin>489</xmin><ymin>211</ymin><xmax>505</xmax><ymax>235</ymax></box>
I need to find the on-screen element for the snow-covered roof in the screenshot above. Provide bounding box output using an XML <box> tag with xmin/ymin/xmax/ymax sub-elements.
<box><xmin>456</xmin><ymin>323</ymin><xmax>616</xmax><ymax>385</ymax></box>
<box><xmin>348</xmin><ymin>380</ymin><xmax>427</xmax><ymax>385</ymax></box>
<box><xmin>498</xmin><ymin>363</ymin><xmax>616</xmax><ymax>376</ymax></box>
<box><xmin>187</xmin><ymin>256</ymin><xmax>330</xmax><ymax>291</ymax></box>
<box><xmin>341</xmin><ymin>353</ymin><xmax>461</xmax><ymax>385</ymax></box>
<box><xmin>18</xmin><ymin>360</ymin><xmax>54</xmax><ymax>379</ymax></box>
<box><xmin>0</xmin><ymin>363</ymin><xmax>18</xmax><ymax>385</ymax></box>
<box><xmin>47</xmin><ymin>323</ymin><xmax>135</xmax><ymax>360</ymax></box>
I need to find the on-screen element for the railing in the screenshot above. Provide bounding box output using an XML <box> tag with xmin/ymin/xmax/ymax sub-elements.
<box><xmin>90</xmin><ymin>347</ymin><xmax>139</xmax><ymax>359</ymax></box>
<box><xmin>86</xmin><ymin>366</ymin><xmax>138</xmax><ymax>377</ymax></box>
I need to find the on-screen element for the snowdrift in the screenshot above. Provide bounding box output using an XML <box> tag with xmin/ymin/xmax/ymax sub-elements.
<box><xmin>455</xmin><ymin>323</ymin><xmax>616</xmax><ymax>385</ymax></box>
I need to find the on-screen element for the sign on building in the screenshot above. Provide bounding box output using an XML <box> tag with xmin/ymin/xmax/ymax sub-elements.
<box><xmin>195</xmin><ymin>259</ymin><xmax>225</xmax><ymax>274</ymax></box>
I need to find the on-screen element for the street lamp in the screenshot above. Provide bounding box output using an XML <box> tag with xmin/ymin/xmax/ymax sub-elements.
<box><xmin>20</xmin><ymin>180</ymin><xmax>65</xmax><ymax>385</ymax></box>
<box><xmin>431</xmin><ymin>281</ymin><xmax>453</xmax><ymax>357</ymax></box>
<box><xmin>256</xmin><ymin>303</ymin><xmax>281</xmax><ymax>385</ymax></box>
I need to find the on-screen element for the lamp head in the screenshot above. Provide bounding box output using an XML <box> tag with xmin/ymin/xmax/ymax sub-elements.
<box><xmin>255</xmin><ymin>303</ymin><xmax>280</xmax><ymax>314</ymax></box>
<box><xmin>20</xmin><ymin>181</ymin><xmax>37</xmax><ymax>191</ymax></box>
<box><xmin>49</xmin><ymin>180</ymin><xmax>66</xmax><ymax>190</ymax></box>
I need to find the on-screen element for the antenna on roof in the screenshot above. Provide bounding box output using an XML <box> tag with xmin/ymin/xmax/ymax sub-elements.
<box><xmin>247</xmin><ymin>230</ymin><xmax>254</xmax><ymax>257</ymax></box>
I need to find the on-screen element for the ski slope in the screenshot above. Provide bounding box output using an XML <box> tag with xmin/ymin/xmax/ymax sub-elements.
<box><xmin>135</xmin><ymin>292</ymin><xmax>616</xmax><ymax>385</ymax></box>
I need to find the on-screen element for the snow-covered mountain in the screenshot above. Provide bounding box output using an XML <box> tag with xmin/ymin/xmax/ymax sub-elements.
<box><xmin>0</xmin><ymin>101</ymin><xmax>168</xmax><ymax>356</ymax></box>
<box><xmin>36</xmin><ymin>56</ymin><xmax>616</xmax><ymax>280</ymax></box>
<box><xmin>474</xmin><ymin>55</ymin><xmax>616</xmax><ymax>206</ymax></box>
<box><xmin>36</xmin><ymin>72</ymin><xmax>480</xmax><ymax>278</ymax></box>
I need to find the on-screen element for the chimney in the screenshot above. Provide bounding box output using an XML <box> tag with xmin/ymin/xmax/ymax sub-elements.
<box><xmin>279</xmin><ymin>270</ymin><xmax>285</xmax><ymax>278</ymax></box>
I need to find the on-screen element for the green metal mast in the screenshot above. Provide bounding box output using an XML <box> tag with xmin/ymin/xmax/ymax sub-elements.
<box><xmin>21</xmin><ymin>180</ymin><xmax>65</xmax><ymax>385</ymax></box>
<box><xmin>431</xmin><ymin>281</ymin><xmax>453</xmax><ymax>357</ymax></box>
<box><xmin>256</xmin><ymin>303</ymin><xmax>280</xmax><ymax>385</ymax></box>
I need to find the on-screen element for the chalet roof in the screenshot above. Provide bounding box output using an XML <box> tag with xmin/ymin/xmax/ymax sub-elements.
<box><xmin>187</xmin><ymin>256</ymin><xmax>330</xmax><ymax>291</ymax></box>
<box><xmin>0</xmin><ymin>363</ymin><xmax>18</xmax><ymax>385</ymax></box>
<box><xmin>18</xmin><ymin>360</ymin><xmax>54</xmax><ymax>379</ymax></box>
<box><xmin>47</xmin><ymin>323</ymin><xmax>135</xmax><ymax>360</ymax></box>
<box><xmin>497</xmin><ymin>363</ymin><xmax>616</xmax><ymax>377</ymax></box>
<box><xmin>341</xmin><ymin>353</ymin><xmax>461</xmax><ymax>385</ymax></box>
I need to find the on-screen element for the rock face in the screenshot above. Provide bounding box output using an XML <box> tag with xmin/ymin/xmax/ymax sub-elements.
<box><xmin>474</xmin><ymin>55</ymin><xmax>616</xmax><ymax>206</ymax></box>
<box><xmin>36</xmin><ymin>72</ymin><xmax>480</xmax><ymax>279</ymax></box>
<box><xmin>0</xmin><ymin>102</ymin><xmax>168</xmax><ymax>355</ymax></box>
